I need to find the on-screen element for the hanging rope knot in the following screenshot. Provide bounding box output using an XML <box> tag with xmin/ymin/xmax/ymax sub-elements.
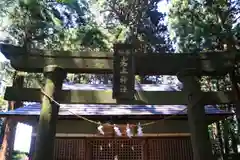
<box><xmin>188</xmin><ymin>93</ymin><xmax>193</xmax><ymax>102</ymax></box>
<box><xmin>187</xmin><ymin>91</ymin><xmax>204</xmax><ymax>109</ymax></box>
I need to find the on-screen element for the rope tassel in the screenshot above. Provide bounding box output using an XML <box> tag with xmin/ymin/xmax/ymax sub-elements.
<box><xmin>98</xmin><ymin>124</ymin><xmax>104</xmax><ymax>135</ymax></box>
<box><xmin>126</xmin><ymin>124</ymin><xmax>132</xmax><ymax>138</ymax></box>
<box><xmin>114</xmin><ymin>124</ymin><xmax>122</xmax><ymax>136</ymax></box>
<box><xmin>137</xmin><ymin>123</ymin><xmax>143</xmax><ymax>136</ymax></box>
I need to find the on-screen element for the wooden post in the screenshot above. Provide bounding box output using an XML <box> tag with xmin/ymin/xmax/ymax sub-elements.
<box><xmin>230</xmin><ymin>72</ymin><xmax>240</xmax><ymax>138</ymax></box>
<box><xmin>33</xmin><ymin>65</ymin><xmax>66</xmax><ymax>160</ymax></box>
<box><xmin>0</xmin><ymin>73</ymin><xmax>24</xmax><ymax>160</ymax></box>
<box><xmin>177</xmin><ymin>70</ymin><xmax>215</xmax><ymax>160</ymax></box>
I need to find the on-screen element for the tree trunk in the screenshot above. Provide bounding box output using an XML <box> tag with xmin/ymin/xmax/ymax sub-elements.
<box><xmin>33</xmin><ymin>65</ymin><xmax>66</xmax><ymax>160</ymax></box>
<box><xmin>230</xmin><ymin>75</ymin><xmax>240</xmax><ymax>141</ymax></box>
<box><xmin>223</xmin><ymin>120</ymin><xmax>229</xmax><ymax>159</ymax></box>
<box><xmin>216</xmin><ymin>121</ymin><xmax>224</xmax><ymax>157</ymax></box>
<box><xmin>0</xmin><ymin>118</ymin><xmax>16</xmax><ymax>160</ymax></box>
<box><xmin>218</xmin><ymin>3</ymin><xmax>240</xmax><ymax>146</ymax></box>
<box><xmin>230</xmin><ymin>129</ymin><xmax>238</xmax><ymax>154</ymax></box>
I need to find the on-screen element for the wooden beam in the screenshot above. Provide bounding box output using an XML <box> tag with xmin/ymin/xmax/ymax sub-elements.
<box><xmin>0</xmin><ymin>43</ymin><xmax>235</xmax><ymax>75</ymax></box>
<box><xmin>9</xmin><ymin>55</ymin><xmax>112</xmax><ymax>74</ymax></box>
<box><xmin>0</xmin><ymin>44</ymin><xmax>113</xmax><ymax>58</ymax></box>
<box><xmin>4</xmin><ymin>87</ymin><xmax>235</xmax><ymax>105</ymax></box>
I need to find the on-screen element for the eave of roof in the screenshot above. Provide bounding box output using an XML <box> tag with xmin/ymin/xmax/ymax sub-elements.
<box><xmin>0</xmin><ymin>103</ymin><xmax>233</xmax><ymax>118</ymax></box>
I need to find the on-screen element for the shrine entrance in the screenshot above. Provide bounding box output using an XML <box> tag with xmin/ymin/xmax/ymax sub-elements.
<box><xmin>53</xmin><ymin>136</ymin><xmax>193</xmax><ymax>160</ymax></box>
<box><xmin>0</xmin><ymin>43</ymin><xmax>237</xmax><ymax>160</ymax></box>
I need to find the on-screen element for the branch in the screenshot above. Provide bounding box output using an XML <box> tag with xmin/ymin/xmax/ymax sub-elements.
<box><xmin>233</xmin><ymin>15</ymin><xmax>240</xmax><ymax>23</ymax></box>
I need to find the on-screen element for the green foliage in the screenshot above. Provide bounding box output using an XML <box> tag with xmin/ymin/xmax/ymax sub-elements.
<box><xmin>12</xmin><ymin>150</ymin><xmax>28</xmax><ymax>160</ymax></box>
<box><xmin>95</xmin><ymin>0</ymin><xmax>173</xmax><ymax>83</ymax></box>
<box><xmin>81</xmin><ymin>26</ymin><xmax>109</xmax><ymax>50</ymax></box>
<box><xmin>168</xmin><ymin>0</ymin><xmax>240</xmax><ymax>158</ymax></box>
<box><xmin>0</xmin><ymin>0</ymin><xmax>112</xmax><ymax>85</ymax></box>
<box><xmin>98</xmin><ymin>0</ymin><xmax>172</xmax><ymax>52</ymax></box>
<box><xmin>168</xmin><ymin>0</ymin><xmax>240</xmax><ymax>52</ymax></box>
<box><xmin>0</xmin><ymin>96</ymin><xmax>7</xmax><ymax>109</ymax></box>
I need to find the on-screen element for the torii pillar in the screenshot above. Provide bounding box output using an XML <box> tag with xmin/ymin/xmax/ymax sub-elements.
<box><xmin>177</xmin><ymin>69</ymin><xmax>215</xmax><ymax>160</ymax></box>
<box><xmin>33</xmin><ymin>65</ymin><xmax>66</xmax><ymax>160</ymax></box>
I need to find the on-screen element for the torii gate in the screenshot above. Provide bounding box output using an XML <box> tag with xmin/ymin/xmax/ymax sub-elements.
<box><xmin>0</xmin><ymin>43</ymin><xmax>240</xmax><ymax>160</ymax></box>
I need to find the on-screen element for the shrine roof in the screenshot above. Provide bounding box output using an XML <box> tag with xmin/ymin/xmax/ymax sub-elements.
<box><xmin>1</xmin><ymin>103</ymin><xmax>231</xmax><ymax>117</ymax></box>
<box><xmin>0</xmin><ymin>83</ymin><xmax>233</xmax><ymax>118</ymax></box>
